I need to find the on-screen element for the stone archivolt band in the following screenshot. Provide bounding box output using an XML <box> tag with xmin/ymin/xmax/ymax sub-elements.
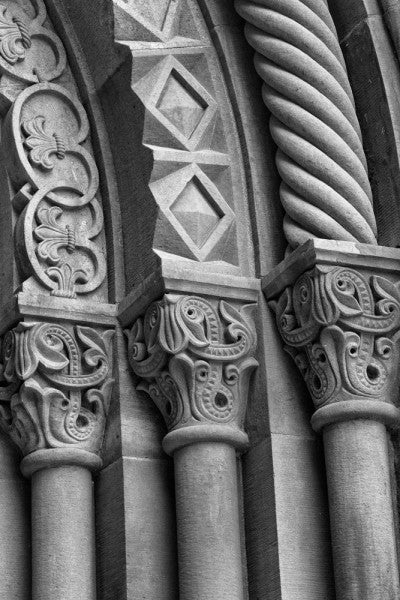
<box><xmin>0</xmin><ymin>0</ymin><xmax>107</xmax><ymax>302</ymax></box>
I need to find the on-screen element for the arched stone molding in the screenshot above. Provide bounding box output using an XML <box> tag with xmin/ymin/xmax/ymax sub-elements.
<box><xmin>111</xmin><ymin>0</ymin><xmax>256</xmax><ymax>298</ymax></box>
<box><xmin>0</xmin><ymin>0</ymin><xmax>122</xmax><ymax>312</ymax></box>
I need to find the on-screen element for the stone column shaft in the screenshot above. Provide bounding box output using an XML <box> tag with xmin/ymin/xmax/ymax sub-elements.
<box><xmin>323</xmin><ymin>419</ymin><xmax>399</xmax><ymax>599</ymax></box>
<box><xmin>126</xmin><ymin>293</ymin><xmax>258</xmax><ymax>599</ymax></box>
<box><xmin>30</xmin><ymin>464</ymin><xmax>96</xmax><ymax>600</ymax></box>
<box><xmin>174</xmin><ymin>442</ymin><xmax>243</xmax><ymax>600</ymax></box>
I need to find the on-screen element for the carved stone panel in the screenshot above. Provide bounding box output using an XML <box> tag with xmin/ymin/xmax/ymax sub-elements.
<box><xmin>271</xmin><ymin>264</ymin><xmax>400</xmax><ymax>409</ymax></box>
<box><xmin>0</xmin><ymin>0</ymin><xmax>109</xmax><ymax>307</ymax></box>
<box><xmin>113</xmin><ymin>0</ymin><xmax>255</xmax><ymax>285</ymax></box>
<box><xmin>126</xmin><ymin>294</ymin><xmax>258</xmax><ymax>437</ymax></box>
<box><xmin>0</xmin><ymin>0</ymin><xmax>65</xmax><ymax>85</ymax></box>
<box><xmin>0</xmin><ymin>321</ymin><xmax>114</xmax><ymax>455</ymax></box>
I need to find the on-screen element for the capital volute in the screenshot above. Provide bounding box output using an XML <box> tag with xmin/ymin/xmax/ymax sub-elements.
<box><xmin>126</xmin><ymin>294</ymin><xmax>258</xmax><ymax>454</ymax></box>
<box><xmin>0</xmin><ymin>321</ymin><xmax>114</xmax><ymax>475</ymax></box>
<box><xmin>264</xmin><ymin>242</ymin><xmax>400</xmax><ymax>432</ymax></box>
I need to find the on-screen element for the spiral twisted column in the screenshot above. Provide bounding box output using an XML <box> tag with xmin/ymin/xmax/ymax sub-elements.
<box><xmin>235</xmin><ymin>0</ymin><xmax>378</xmax><ymax>248</ymax></box>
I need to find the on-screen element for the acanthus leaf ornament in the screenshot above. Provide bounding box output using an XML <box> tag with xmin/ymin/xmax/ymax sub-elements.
<box><xmin>23</xmin><ymin>116</ymin><xmax>66</xmax><ymax>171</ymax></box>
<box><xmin>35</xmin><ymin>206</ymin><xmax>76</xmax><ymax>264</ymax></box>
<box><xmin>6</xmin><ymin>83</ymin><xmax>107</xmax><ymax>300</ymax></box>
<box><xmin>271</xmin><ymin>266</ymin><xmax>400</xmax><ymax>408</ymax></box>
<box><xmin>126</xmin><ymin>295</ymin><xmax>258</xmax><ymax>431</ymax></box>
<box><xmin>0</xmin><ymin>322</ymin><xmax>114</xmax><ymax>456</ymax></box>
<box><xmin>0</xmin><ymin>0</ymin><xmax>65</xmax><ymax>84</ymax></box>
<box><xmin>0</xmin><ymin>4</ymin><xmax>31</xmax><ymax>65</ymax></box>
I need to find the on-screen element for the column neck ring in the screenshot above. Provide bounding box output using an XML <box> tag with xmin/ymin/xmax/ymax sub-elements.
<box><xmin>20</xmin><ymin>448</ymin><xmax>102</xmax><ymax>478</ymax></box>
<box><xmin>311</xmin><ymin>400</ymin><xmax>400</xmax><ymax>433</ymax></box>
<box><xmin>162</xmin><ymin>425</ymin><xmax>249</xmax><ymax>456</ymax></box>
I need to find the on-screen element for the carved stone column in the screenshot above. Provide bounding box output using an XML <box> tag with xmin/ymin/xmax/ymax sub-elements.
<box><xmin>264</xmin><ymin>240</ymin><xmax>400</xmax><ymax>600</ymax></box>
<box><xmin>126</xmin><ymin>293</ymin><xmax>257</xmax><ymax>600</ymax></box>
<box><xmin>0</xmin><ymin>321</ymin><xmax>114</xmax><ymax>600</ymax></box>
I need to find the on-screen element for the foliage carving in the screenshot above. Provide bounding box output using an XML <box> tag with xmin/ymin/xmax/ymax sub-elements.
<box><xmin>126</xmin><ymin>295</ymin><xmax>258</xmax><ymax>431</ymax></box>
<box><xmin>0</xmin><ymin>322</ymin><xmax>114</xmax><ymax>455</ymax></box>
<box><xmin>271</xmin><ymin>267</ymin><xmax>400</xmax><ymax>407</ymax></box>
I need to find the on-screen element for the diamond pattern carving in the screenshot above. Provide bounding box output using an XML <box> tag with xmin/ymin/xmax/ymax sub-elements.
<box><xmin>171</xmin><ymin>180</ymin><xmax>221</xmax><ymax>248</ymax></box>
<box><xmin>133</xmin><ymin>0</ymin><xmax>171</xmax><ymax>31</ymax></box>
<box><xmin>113</xmin><ymin>0</ymin><xmax>181</xmax><ymax>42</ymax></box>
<box><xmin>153</xmin><ymin>165</ymin><xmax>234</xmax><ymax>261</ymax></box>
<box><xmin>157</xmin><ymin>72</ymin><xmax>207</xmax><ymax>139</ymax></box>
<box><xmin>148</xmin><ymin>57</ymin><xmax>217</xmax><ymax>151</ymax></box>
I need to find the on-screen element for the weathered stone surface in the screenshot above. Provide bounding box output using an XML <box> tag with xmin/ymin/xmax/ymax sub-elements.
<box><xmin>174</xmin><ymin>443</ymin><xmax>244</xmax><ymax>600</ymax></box>
<box><xmin>3</xmin><ymin>0</ymin><xmax>399</xmax><ymax>599</ymax></box>
<box><xmin>32</xmin><ymin>466</ymin><xmax>96</xmax><ymax>600</ymax></box>
<box><xmin>0</xmin><ymin>437</ymin><xmax>30</xmax><ymax>600</ymax></box>
<box><xmin>0</xmin><ymin>321</ymin><xmax>114</xmax><ymax>456</ymax></box>
<box><xmin>243</xmin><ymin>435</ymin><xmax>334</xmax><ymax>600</ymax></box>
<box><xmin>125</xmin><ymin>290</ymin><xmax>257</xmax><ymax>600</ymax></box>
<box><xmin>95</xmin><ymin>457</ymin><xmax>178</xmax><ymax>600</ymax></box>
<box><xmin>266</xmin><ymin>240</ymin><xmax>400</xmax><ymax>600</ymax></box>
<box><xmin>329</xmin><ymin>0</ymin><xmax>400</xmax><ymax>247</ymax></box>
<box><xmin>235</xmin><ymin>0</ymin><xmax>376</xmax><ymax>249</ymax></box>
<box><xmin>126</xmin><ymin>293</ymin><xmax>258</xmax><ymax>447</ymax></box>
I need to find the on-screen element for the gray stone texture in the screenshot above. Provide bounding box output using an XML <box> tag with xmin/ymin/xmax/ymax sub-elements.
<box><xmin>0</xmin><ymin>0</ymin><xmax>398</xmax><ymax>599</ymax></box>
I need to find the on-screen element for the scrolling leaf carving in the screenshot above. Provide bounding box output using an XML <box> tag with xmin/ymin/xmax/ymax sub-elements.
<box><xmin>5</xmin><ymin>83</ymin><xmax>106</xmax><ymax>299</ymax></box>
<box><xmin>0</xmin><ymin>0</ymin><xmax>65</xmax><ymax>84</ymax></box>
<box><xmin>23</xmin><ymin>116</ymin><xmax>66</xmax><ymax>171</ymax></box>
<box><xmin>126</xmin><ymin>295</ymin><xmax>258</xmax><ymax>431</ymax></box>
<box><xmin>0</xmin><ymin>0</ymin><xmax>106</xmax><ymax>301</ymax></box>
<box><xmin>0</xmin><ymin>322</ymin><xmax>114</xmax><ymax>455</ymax></box>
<box><xmin>271</xmin><ymin>267</ymin><xmax>400</xmax><ymax>407</ymax></box>
<box><xmin>0</xmin><ymin>4</ymin><xmax>31</xmax><ymax>64</ymax></box>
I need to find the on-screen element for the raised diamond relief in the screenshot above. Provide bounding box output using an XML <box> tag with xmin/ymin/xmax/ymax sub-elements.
<box><xmin>171</xmin><ymin>180</ymin><xmax>222</xmax><ymax>248</ymax></box>
<box><xmin>157</xmin><ymin>70</ymin><xmax>207</xmax><ymax>140</ymax></box>
<box><xmin>113</xmin><ymin>0</ymin><xmax>180</xmax><ymax>42</ymax></box>
<box><xmin>148</xmin><ymin>57</ymin><xmax>218</xmax><ymax>151</ymax></box>
<box><xmin>151</xmin><ymin>165</ymin><xmax>236</xmax><ymax>261</ymax></box>
<box><xmin>130</xmin><ymin>0</ymin><xmax>172</xmax><ymax>31</ymax></box>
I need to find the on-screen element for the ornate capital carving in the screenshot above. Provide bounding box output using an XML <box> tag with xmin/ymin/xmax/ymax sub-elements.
<box><xmin>0</xmin><ymin>322</ymin><xmax>114</xmax><ymax>457</ymax></box>
<box><xmin>126</xmin><ymin>295</ymin><xmax>258</xmax><ymax>451</ymax></box>
<box><xmin>271</xmin><ymin>264</ymin><xmax>400</xmax><ymax>428</ymax></box>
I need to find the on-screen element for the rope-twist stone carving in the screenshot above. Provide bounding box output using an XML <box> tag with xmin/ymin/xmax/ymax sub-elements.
<box><xmin>235</xmin><ymin>0</ymin><xmax>378</xmax><ymax>248</ymax></box>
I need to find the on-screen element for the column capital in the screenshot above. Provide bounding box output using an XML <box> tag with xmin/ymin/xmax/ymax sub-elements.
<box><xmin>264</xmin><ymin>240</ymin><xmax>400</xmax><ymax>431</ymax></box>
<box><xmin>126</xmin><ymin>293</ymin><xmax>258</xmax><ymax>454</ymax></box>
<box><xmin>0</xmin><ymin>320</ymin><xmax>114</xmax><ymax>474</ymax></box>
